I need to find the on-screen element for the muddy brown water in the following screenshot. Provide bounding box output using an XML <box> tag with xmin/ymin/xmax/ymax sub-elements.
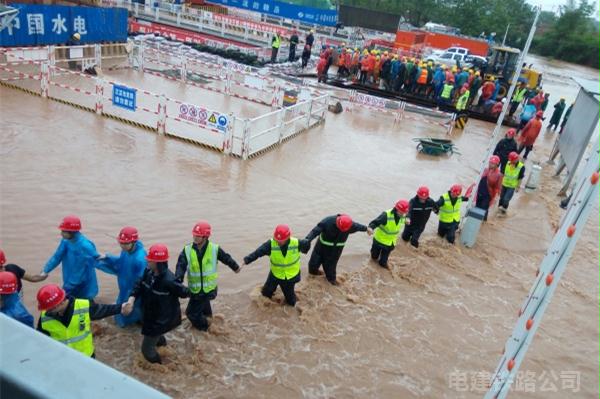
<box><xmin>0</xmin><ymin>55</ymin><xmax>597</xmax><ymax>398</ymax></box>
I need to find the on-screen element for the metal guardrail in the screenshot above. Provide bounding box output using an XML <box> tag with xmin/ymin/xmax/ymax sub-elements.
<box><xmin>0</xmin><ymin>314</ymin><xmax>170</xmax><ymax>399</ymax></box>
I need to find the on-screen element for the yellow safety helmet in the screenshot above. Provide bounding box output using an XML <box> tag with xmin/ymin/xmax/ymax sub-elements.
<box><xmin>393</xmin><ymin>55</ymin><xmax>398</xmax><ymax>60</ymax></box>
<box><xmin>442</xmin><ymin>64</ymin><xmax>447</xmax><ymax>69</ymax></box>
<box><xmin>475</xmin><ymin>71</ymin><xmax>480</xmax><ymax>76</ymax></box>
<box><xmin>469</xmin><ymin>69</ymin><xmax>474</xmax><ymax>73</ymax></box>
<box><xmin>452</xmin><ymin>66</ymin><xmax>457</xmax><ymax>72</ymax></box>
<box><xmin>376</xmin><ymin>55</ymin><xmax>381</xmax><ymax>60</ymax></box>
<box><xmin>363</xmin><ymin>49</ymin><xmax>369</xmax><ymax>55</ymax></box>
<box><xmin>384</xmin><ymin>50</ymin><xmax>388</xmax><ymax>55</ymax></box>
<box><xmin>347</xmin><ymin>48</ymin><xmax>352</xmax><ymax>53</ymax></box>
<box><xmin>354</xmin><ymin>47</ymin><xmax>359</xmax><ymax>51</ymax></box>
<box><xmin>428</xmin><ymin>61</ymin><xmax>433</xmax><ymax>66</ymax></box>
<box><xmin>490</xmin><ymin>76</ymin><xmax>496</xmax><ymax>81</ymax></box>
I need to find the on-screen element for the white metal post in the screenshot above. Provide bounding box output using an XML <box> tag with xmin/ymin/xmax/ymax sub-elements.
<box><xmin>307</xmin><ymin>99</ymin><xmax>313</xmax><ymax>128</ymax></box>
<box><xmin>94</xmin><ymin>78</ymin><xmax>104</xmax><ymax>115</ymax></box>
<box><xmin>94</xmin><ymin>43</ymin><xmax>102</xmax><ymax>68</ymax></box>
<box><xmin>223</xmin><ymin>112</ymin><xmax>235</xmax><ymax>155</ymax></box>
<box><xmin>176</xmin><ymin>11</ymin><xmax>181</xmax><ymax>26</ymax></box>
<box><xmin>40</xmin><ymin>62</ymin><xmax>49</xmax><ymax>98</ymax></box>
<box><xmin>277</xmin><ymin>108</ymin><xmax>285</xmax><ymax>144</ymax></box>
<box><xmin>242</xmin><ymin>119</ymin><xmax>250</xmax><ymax>160</ymax></box>
<box><xmin>157</xmin><ymin>94</ymin><xmax>167</xmax><ymax>134</ymax></box>
<box><xmin>154</xmin><ymin>7</ymin><xmax>159</xmax><ymax>21</ymax></box>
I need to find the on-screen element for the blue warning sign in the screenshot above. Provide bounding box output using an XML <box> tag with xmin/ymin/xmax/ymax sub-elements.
<box><xmin>218</xmin><ymin>115</ymin><xmax>228</xmax><ymax>127</ymax></box>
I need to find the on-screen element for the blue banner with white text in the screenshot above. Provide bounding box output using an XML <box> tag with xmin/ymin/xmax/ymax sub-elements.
<box><xmin>208</xmin><ymin>0</ymin><xmax>337</xmax><ymax>26</ymax></box>
<box><xmin>0</xmin><ymin>4</ymin><xmax>128</xmax><ymax>46</ymax></box>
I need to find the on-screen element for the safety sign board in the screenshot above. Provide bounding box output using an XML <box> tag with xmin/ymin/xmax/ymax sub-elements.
<box><xmin>112</xmin><ymin>84</ymin><xmax>136</xmax><ymax>111</ymax></box>
<box><xmin>178</xmin><ymin>103</ymin><xmax>228</xmax><ymax>132</ymax></box>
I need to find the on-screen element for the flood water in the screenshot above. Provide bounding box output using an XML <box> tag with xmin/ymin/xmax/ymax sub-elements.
<box><xmin>0</xmin><ymin>54</ymin><xmax>597</xmax><ymax>398</ymax></box>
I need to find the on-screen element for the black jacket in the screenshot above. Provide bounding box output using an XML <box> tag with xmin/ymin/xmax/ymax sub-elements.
<box><xmin>130</xmin><ymin>264</ymin><xmax>190</xmax><ymax>336</ymax></box>
<box><xmin>37</xmin><ymin>296</ymin><xmax>121</xmax><ymax>336</ymax></box>
<box><xmin>306</xmin><ymin>33</ymin><xmax>314</xmax><ymax>47</ymax></box>
<box><xmin>305</xmin><ymin>215</ymin><xmax>366</xmax><ymax>250</ymax></box>
<box><xmin>407</xmin><ymin>196</ymin><xmax>437</xmax><ymax>228</ymax></box>
<box><xmin>493</xmin><ymin>138</ymin><xmax>518</xmax><ymax>164</ymax></box>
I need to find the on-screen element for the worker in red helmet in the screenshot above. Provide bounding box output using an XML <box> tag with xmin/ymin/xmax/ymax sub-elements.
<box><xmin>499</xmin><ymin>152</ymin><xmax>526</xmax><ymax>212</ymax></box>
<box><xmin>401</xmin><ymin>187</ymin><xmax>437</xmax><ymax>248</ymax></box>
<box><xmin>41</xmin><ymin>215</ymin><xmax>100</xmax><ymax>300</ymax></box>
<box><xmin>0</xmin><ymin>249</ymin><xmax>47</xmax><ymax>294</ymax></box>
<box><xmin>435</xmin><ymin>185</ymin><xmax>471</xmax><ymax>244</ymax></box>
<box><xmin>243</xmin><ymin>225</ymin><xmax>310</xmax><ymax>307</ymax></box>
<box><xmin>368</xmin><ymin>200</ymin><xmax>409</xmax><ymax>268</ymax></box>
<box><xmin>0</xmin><ymin>271</ymin><xmax>34</xmax><ymax>327</ymax></box>
<box><xmin>96</xmin><ymin>226</ymin><xmax>147</xmax><ymax>327</ymax></box>
<box><xmin>475</xmin><ymin>156</ymin><xmax>503</xmax><ymax>221</ymax></box>
<box><xmin>175</xmin><ymin>221</ymin><xmax>241</xmax><ymax>331</ymax></box>
<box><xmin>123</xmin><ymin>244</ymin><xmax>190</xmax><ymax>363</ymax></box>
<box><xmin>304</xmin><ymin>214</ymin><xmax>372</xmax><ymax>285</ymax></box>
<box><xmin>518</xmin><ymin>110</ymin><xmax>544</xmax><ymax>159</ymax></box>
<box><xmin>493</xmin><ymin>128</ymin><xmax>518</xmax><ymax>171</ymax></box>
<box><xmin>37</xmin><ymin>284</ymin><xmax>124</xmax><ymax>357</ymax></box>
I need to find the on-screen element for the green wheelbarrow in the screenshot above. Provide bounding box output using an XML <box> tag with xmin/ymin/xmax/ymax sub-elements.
<box><xmin>413</xmin><ymin>138</ymin><xmax>460</xmax><ymax>156</ymax></box>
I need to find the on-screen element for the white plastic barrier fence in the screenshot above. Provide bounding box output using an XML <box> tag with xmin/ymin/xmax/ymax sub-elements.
<box><xmin>244</xmin><ymin>94</ymin><xmax>329</xmax><ymax>158</ymax></box>
<box><xmin>347</xmin><ymin>90</ymin><xmax>456</xmax><ymax>134</ymax></box>
<box><xmin>0</xmin><ymin>55</ymin><xmax>329</xmax><ymax>159</ymax></box>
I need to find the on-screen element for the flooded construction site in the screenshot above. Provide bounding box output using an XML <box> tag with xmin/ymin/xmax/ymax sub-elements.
<box><xmin>1</xmin><ymin>34</ymin><xmax>598</xmax><ymax>399</ymax></box>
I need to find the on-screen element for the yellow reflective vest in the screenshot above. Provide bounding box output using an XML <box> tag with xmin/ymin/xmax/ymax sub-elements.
<box><xmin>373</xmin><ymin>209</ymin><xmax>405</xmax><ymax>247</ymax></box>
<box><xmin>41</xmin><ymin>299</ymin><xmax>94</xmax><ymax>357</ymax></box>
<box><xmin>270</xmin><ymin>237</ymin><xmax>300</xmax><ymax>280</ymax></box>
<box><xmin>502</xmin><ymin>161</ymin><xmax>524</xmax><ymax>188</ymax></box>
<box><xmin>439</xmin><ymin>193</ymin><xmax>462</xmax><ymax>223</ymax></box>
<box><xmin>184</xmin><ymin>242</ymin><xmax>219</xmax><ymax>294</ymax></box>
<box><xmin>272</xmin><ymin>34</ymin><xmax>281</xmax><ymax>49</ymax></box>
<box><xmin>441</xmin><ymin>83</ymin><xmax>454</xmax><ymax>99</ymax></box>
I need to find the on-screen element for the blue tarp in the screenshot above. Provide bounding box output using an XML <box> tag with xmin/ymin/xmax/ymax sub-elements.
<box><xmin>0</xmin><ymin>3</ymin><xmax>128</xmax><ymax>46</ymax></box>
<box><xmin>208</xmin><ymin>0</ymin><xmax>337</xmax><ymax>26</ymax></box>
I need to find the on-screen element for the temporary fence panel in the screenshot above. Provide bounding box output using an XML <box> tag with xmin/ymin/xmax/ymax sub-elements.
<box><xmin>230</xmin><ymin>115</ymin><xmax>246</xmax><ymax>157</ymax></box>
<box><xmin>0</xmin><ymin>61</ymin><xmax>43</xmax><ymax>94</ymax></box>
<box><xmin>0</xmin><ymin>4</ymin><xmax>127</xmax><ymax>46</ymax></box>
<box><xmin>308</xmin><ymin>94</ymin><xmax>329</xmax><ymax>126</ymax></box>
<box><xmin>101</xmin><ymin>80</ymin><xmax>162</xmax><ymax>130</ymax></box>
<box><xmin>47</xmin><ymin>65</ymin><xmax>97</xmax><ymax>111</ymax></box>
<box><xmin>164</xmin><ymin>98</ymin><xmax>229</xmax><ymax>150</ymax></box>
<box><xmin>280</xmin><ymin>99</ymin><xmax>312</xmax><ymax>140</ymax></box>
<box><xmin>246</xmin><ymin>108</ymin><xmax>282</xmax><ymax>156</ymax></box>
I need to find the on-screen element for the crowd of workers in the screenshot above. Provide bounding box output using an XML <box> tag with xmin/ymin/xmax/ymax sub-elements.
<box><xmin>1</xmin><ymin>173</ymin><xmax>529</xmax><ymax>363</ymax></box>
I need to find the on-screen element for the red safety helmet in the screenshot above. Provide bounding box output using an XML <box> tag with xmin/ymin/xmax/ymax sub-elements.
<box><xmin>0</xmin><ymin>271</ymin><xmax>18</xmax><ymax>295</ymax></box>
<box><xmin>508</xmin><ymin>151</ymin><xmax>520</xmax><ymax>162</ymax></box>
<box><xmin>506</xmin><ymin>128</ymin><xmax>516</xmax><ymax>138</ymax></box>
<box><xmin>0</xmin><ymin>249</ymin><xmax>5</xmax><ymax>266</ymax></box>
<box><xmin>489</xmin><ymin>155</ymin><xmax>501</xmax><ymax>165</ymax></box>
<box><xmin>146</xmin><ymin>244</ymin><xmax>169</xmax><ymax>262</ymax></box>
<box><xmin>536</xmin><ymin>111</ymin><xmax>544</xmax><ymax>118</ymax></box>
<box><xmin>450</xmin><ymin>184</ymin><xmax>463</xmax><ymax>197</ymax></box>
<box><xmin>59</xmin><ymin>215</ymin><xmax>81</xmax><ymax>232</ymax></box>
<box><xmin>336</xmin><ymin>214</ymin><xmax>353</xmax><ymax>233</ymax></box>
<box><xmin>417</xmin><ymin>186</ymin><xmax>430</xmax><ymax>199</ymax></box>
<box><xmin>37</xmin><ymin>284</ymin><xmax>66</xmax><ymax>310</ymax></box>
<box><xmin>273</xmin><ymin>224</ymin><xmax>291</xmax><ymax>242</ymax></box>
<box><xmin>118</xmin><ymin>226</ymin><xmax>139</xmax><ymax>244</ymax></box>
<box><xmin>192</xmin><ymin>221</ymin><xmax>212</xmax><ymax>237</ymax></box>
<box><xmin>395</xmin><ymin>199</ymin><xmax>409</xmax><ymax>214</ymax></box>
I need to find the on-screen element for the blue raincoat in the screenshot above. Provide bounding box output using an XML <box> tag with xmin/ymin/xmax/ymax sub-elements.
<box><xmin>96</xmin><ymin>241</ymin><xmax>147</xmax><ymax>327</ymax></box>
<box><xmin>43</xmin><ymin>232</ymin><xmax>99</xmax><ymax>300</ymax></box>
<box><xmin>1</xmin><ymin>293</ymin><xmax>34</xmax><ymax>327</ymax></box>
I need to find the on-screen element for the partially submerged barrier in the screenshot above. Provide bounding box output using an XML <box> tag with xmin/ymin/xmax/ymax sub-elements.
<box><xmin>0</xmin><ymin>45</ymin><xmax>328</xmax><ymax>160</ymax></box>
<box><xmin>346</xmin><ymin>90</ymin><xmax>456</xmax><ymax>134</ymax></box>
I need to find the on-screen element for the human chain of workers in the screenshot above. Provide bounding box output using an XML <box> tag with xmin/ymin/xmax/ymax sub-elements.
<box><xmin>1</xmin><ymin>171</ymin><xmax>527</xmax><ymax>364</ymax></box>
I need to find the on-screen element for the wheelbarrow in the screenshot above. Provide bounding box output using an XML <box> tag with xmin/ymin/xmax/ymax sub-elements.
<box><xmin>413</xmin><ymin>138</ymin><xmax>460</xmax><ymax>156</ymax></box>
